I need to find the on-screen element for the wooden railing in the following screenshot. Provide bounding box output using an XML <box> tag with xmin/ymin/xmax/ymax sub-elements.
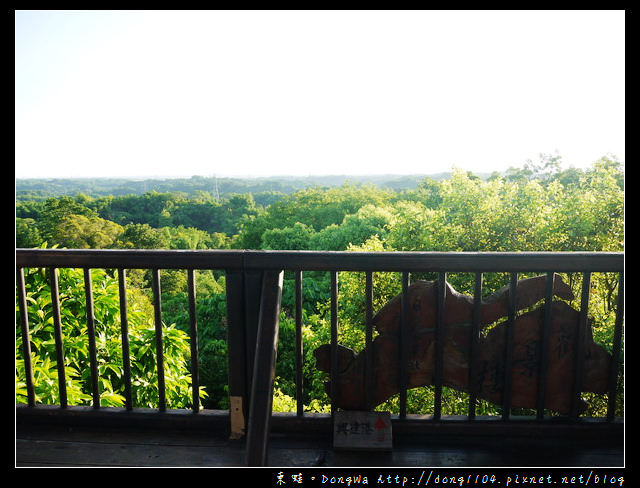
<box><xmin>15</xmin><ymin>249</ymin><xmax>624</xmax><ymax>466</ymax></box>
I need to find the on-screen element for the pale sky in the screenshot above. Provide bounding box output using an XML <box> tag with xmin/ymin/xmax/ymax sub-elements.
<box><xmin>15</xmin><ymin>10</ymin><xmax>625</xmax><ymax>179</ymax></box>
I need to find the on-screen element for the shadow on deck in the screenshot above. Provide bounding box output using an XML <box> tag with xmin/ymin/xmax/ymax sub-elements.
<box><xmin>16</xmin><ymin>423</ymin><xmax>623</xmax><ymax>468</ymax></box>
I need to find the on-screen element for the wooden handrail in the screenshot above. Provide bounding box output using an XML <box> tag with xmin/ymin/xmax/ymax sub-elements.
<box><xmin>16</xmin><ymin>248</ymin><xmax>624</xmax><ymax>272</ymax></box>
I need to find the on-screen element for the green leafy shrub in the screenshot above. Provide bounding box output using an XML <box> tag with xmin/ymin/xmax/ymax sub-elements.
<box><xmin>16</xmin><ymin>264</ymin><xmax>205</xmax><ymax>409</ymax></box>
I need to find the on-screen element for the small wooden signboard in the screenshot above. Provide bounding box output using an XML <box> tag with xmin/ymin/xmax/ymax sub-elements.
<box><xmin>333</xmin><ymin>411</ymin><xmax>392</xmax><ymax>451</ymax></box>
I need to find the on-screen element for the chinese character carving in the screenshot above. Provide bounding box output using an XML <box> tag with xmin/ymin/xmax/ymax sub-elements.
<box><xmin>314</xmin><ymin>274</ymin><xmax>611</xmax><ymax>415</ymax></box>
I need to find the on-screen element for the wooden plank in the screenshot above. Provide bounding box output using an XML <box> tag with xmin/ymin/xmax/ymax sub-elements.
<box><xmin>16</xmin><ymin>435</ymin><xmax>246</xmax><ymax>467</ymax></box>
<box><xmin>17</xmin><ymin>249</ymin><xmax>623</xmax><ymax>273</ymax></box>
<box><xmin>17</xmin><ymin>406</ymin><xmax>623</xmax><ymax>442</ymax></box>
<box><xmin>16</xmin><ymin>249</ymin><xmax>624</xmax><ymax>272</ymax></box>
<box><xmin>16</xmin><ymin>405</ymin><xmax>231</xmax><ymax>432</ymax></box>
<box><xmin>243</xmin><ymin>270</ymin><xmax>265</xmax><ymax>395</ymax></box>
<box><xmin>16</xmin><ymin>248</ymin><xmax>245</xmax><ymax>270</ymax></box>
<box><xmin>16</xmin><ymin>424</ymin><xmax>623</xmax><ymax>467</ymax></box>
<box><xmin>225</xmin><ymin>270</ymin><xmax>247</xmax><ymax>438</ymax></box>
<box><xmin>245</xmin><ymin>270</ymin><xmax>284</xmax><ymax>466</ymax></box>
<box><xmin>242</xmin><ymin>250</ymin><xmax>624</xmax><ymax>273</ymax></box>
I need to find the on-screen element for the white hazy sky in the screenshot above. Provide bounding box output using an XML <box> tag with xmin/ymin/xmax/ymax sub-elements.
<box><xmin>15</xmin><ymin>10</ymin><xmax>625</xmax><ymax>179</ymax></box>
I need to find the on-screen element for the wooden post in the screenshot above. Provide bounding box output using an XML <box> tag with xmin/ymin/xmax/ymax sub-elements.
<box><xmin>226</xmin><ymin>270</ymin><xmax>247</xmax><ymax>440</ymax></box>
<box><xmin>244</xmin><ymin>270</ymin><xmax>266</xmax><ymax>396</ymax></box>
<box><xmin>226</xmin><ymin>268</ymin><xmax>269</xmax><ymax>440</ymax></box>
<box><xmin>246</xmin><ymin>270</ymin><xmax>284</xmax><ymax>466</ymax></box>
<box><xmin>226</xmin><ymin>267</ymin><xmax>285</xmax><ymax>466</ymax></box>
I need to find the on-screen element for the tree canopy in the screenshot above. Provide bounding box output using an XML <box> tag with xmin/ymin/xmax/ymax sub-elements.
<box><xmin>16</xmin><ymin>155</ymin><xmax>624</xmax><ymax>416</ymax></box>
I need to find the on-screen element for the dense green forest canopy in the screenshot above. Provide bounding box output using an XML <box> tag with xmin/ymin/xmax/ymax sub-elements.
<box><xmin>16</xmin><ymin>154</ymin><xmax>625</xmax><ymax>416</ymax></box>
<box><xmin>16</xmin><ymin>155</ymin><xmax>624</xmax><ymax>253</ymax></box>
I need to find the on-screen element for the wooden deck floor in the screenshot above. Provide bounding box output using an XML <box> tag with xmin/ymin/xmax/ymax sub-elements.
<box><xmin>16</xmin><ymin>424</ymin><xmax>624</xmax><ymax>468</ymax></box>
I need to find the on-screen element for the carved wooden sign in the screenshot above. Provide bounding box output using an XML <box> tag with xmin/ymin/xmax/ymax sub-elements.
<box><xmin>314</xmin><ymin>274</ymin><xmax>611</xmax><ymax>415</ymax></box>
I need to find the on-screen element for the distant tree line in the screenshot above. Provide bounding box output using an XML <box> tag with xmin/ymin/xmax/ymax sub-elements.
<box><xmin>16</xmin><ymin>173</ymin><xmax>444</xmax><ymax>202</ymax></box>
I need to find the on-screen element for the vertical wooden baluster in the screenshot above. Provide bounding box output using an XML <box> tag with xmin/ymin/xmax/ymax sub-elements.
<box><xmin>17</xmin><ymin>268</ymin><xmax>36</xmax><ymax>407</ymax></box>
<box><xmin>434</xmin><ymin>272</ymin><xmax>446</xmax><ymax>420</ymax></box>
<box><xmin>571</xmin><ymin>272</ymin><xmax>591</xmax><ymax>419</ymax></box>
<box><xmin>118</xmin><ymin>268</ymin><xmax>133</xmax><ymax>411</ymax></box>
<box><xmin>468</xmin><ymin>272</ymin><xmax>483</xmax><ymax>420</ymax></box>
<box><xmin>152</xmin><ymin>269</ymin><xmax>166</xmax><ymax>412</ymax></box>
<box><xmin>365</xmin><ymin>271</ymin><xmax>374</xmax><ymax>410</ymax></box>
<box><xmin>83</xmin><ymin>268</ymin><xmax>100</xmax><ymax>409</ymax></box>
<box><xmin>502</xmin><ymin>272</ymin><xmax>517</xmax><ymax>420</ymax></box>
<box><xmin>295</xmin><ymin>270</ymin><xmax>304</xmax><ymax>417</ymax></box>
<box><xmin>400</xmin><ymin>271</ymin><xmax>410</xmax><ymax>419</ymax></box>
<box><xmin>536</xmin><ymin>272</ymin><xmax>555</xmax><ymax>419</ymax></box>
<box><xmin>330</xmin><ymin>271</ymin><xmax>339</xmax><ymax>414</ymax></box>
<box><xmin>608</xmin><ymin>271</ymin><xmax>624</xmax><ymax>422</ymax></box>
<box><xmin>188</xmin><ymin>269</ymin><xmax>200</xmax><ymax>413</ymax></box>
<box><xmin>49</xmin><ymin>267</ymin><xmax>67</xmax><ymax>408</ymax></box>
